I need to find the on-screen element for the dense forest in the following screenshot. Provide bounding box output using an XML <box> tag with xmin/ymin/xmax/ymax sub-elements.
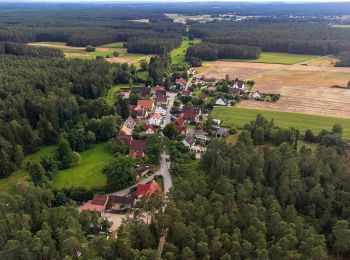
<box><xmin>0</xmin><ymin>55</ymin><xmax>135</xmax><ymax>178</ymax></box>
<box><xmin>2</xmin><ymin>117</ymin><xmax>350</xmax><ymax>258</ymax></box>
<box><xmin>186</xmin><ymin>43</ymin><xmax>261</xmax><ymax>60</ymax></box>
<box><xmin>189</xmin><ymin>22</ymin><xmax>350</xmax><ymax>55</ymax></box>
<box><xmin>0</xmin><ymin>9</ymin><xmax>185</xmax><ymax>53</ymax></box>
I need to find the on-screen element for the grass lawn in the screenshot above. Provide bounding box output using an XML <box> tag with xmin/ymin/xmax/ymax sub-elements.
<box><xmin>212</xmin><ymin>107</ymin><xmax>350</xmax><ymax>139</ymax></box>
<box><xmin>99</xmin><ymin>42</ymin><xmax>125</xmax><ymax>48</ymax></box>
<box><xmin>226</xmin><ymin>52</ymin><xmax>320</xmax><ymax>65</ymax></box>
<box><xmin>171</xmin><ymin>37</ymin><xmax>202</xmax><ymax>64</ymax></box>
<box><xmin>0</xmin><ymin>146</ymin><xmax>56</xmax><ymax>194</ymax></box>
<box><xmin>53</xmin><ymin>142</ymin><xmax>112</xmax><ymax>190</ymax></box>
<box><xmin>106</xmin><ymin>84</ymin><xmax>129</xmax><ymax>106</ymax></box>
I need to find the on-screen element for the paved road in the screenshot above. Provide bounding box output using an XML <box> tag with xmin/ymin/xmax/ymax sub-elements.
<box><xmin>160</xmin><ymin>153</ymin><xmax>172</xmax><ymax>198</ymax></box>
<box><xmin>162</xmin><ymin>92</ymin><xmax>176</xmax><ymax>128</ymax></box>
<box><xmin>110</xmin><ymin>172</ymin><xmax>158</xmax><ymax>196</ymax></box>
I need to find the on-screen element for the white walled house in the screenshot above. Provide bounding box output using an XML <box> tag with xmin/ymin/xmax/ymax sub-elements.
<box><xmin>154</xmin><ymin>106</ymin><xmax>167</xmax><ymax>116</ymax></box>
<box><xmin>148</xmin><ymin>113</ymin><xmax>162</xmax><ymax>126</ymax></box>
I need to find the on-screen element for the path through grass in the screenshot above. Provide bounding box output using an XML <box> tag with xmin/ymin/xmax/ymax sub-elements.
<box><xmin>171</xmin><ymin>37</ymin><xmax>202</xmax><ymax>64</ymax></box>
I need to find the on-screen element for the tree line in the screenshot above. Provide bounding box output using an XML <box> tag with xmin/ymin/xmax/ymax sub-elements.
<box><xmin>186</xmin><ymin>42</ymin><xmax>261</xmax><ymax>61</ymax></box>
<box><xmin>0</xmin><ymin>41</ymin><xmax>64</xmax><ymax>57</ymax></box>
<box><xmin>336</xmin><ymin>51</ymin><xmax>350</xmax><ymax>67</ymax></box>
<box><xmin>189</xmin><ymin>22</ymin><xmax>350</xmax><ymax>55</ymax></box>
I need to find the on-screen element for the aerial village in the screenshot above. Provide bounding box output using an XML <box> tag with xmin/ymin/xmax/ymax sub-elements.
<box><xmin>78</xmin><ymin>67</ymin><xmax>279</xmax><ymax>237</ymax></box>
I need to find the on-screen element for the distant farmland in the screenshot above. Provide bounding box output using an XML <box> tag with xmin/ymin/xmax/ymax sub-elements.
<box><xmin>212</xmin><ymin>107</ymin><xmax>350</xmax><ymax>139</ymax></box>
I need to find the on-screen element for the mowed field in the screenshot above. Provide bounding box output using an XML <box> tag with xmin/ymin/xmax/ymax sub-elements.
<box><xmin>28</xmin><ymin>42</ymin><xmax>149</xmax><ymax>63</ymax></box>
<box><xmin>170</xmin><ymin>37</ymin><xmax>202</xmax><ymax>64</ymax></box>
<box><xmin>212</xmin><ymin>107</ymin><xmax>350</xmax><ymax>139</ymax></box>
<box><xmin>200</xmin><ymin>53</ymin><xmax>350</xmax><ymax>118</ymax></box>
<box><xmin>53</xmin><ymin>142</ymin><xmax>111</xmax><ymax>190</ymax></box>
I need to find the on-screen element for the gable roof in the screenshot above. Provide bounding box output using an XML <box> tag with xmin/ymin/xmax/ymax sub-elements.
<box><xmin>184</xmin><ymin>136</ymin><xmax>196</xmax><ymax>146</ymax></box>
<box><xmin>130</xmin><ymin>139</ymin><xmax>147</xmax><ymax>151</ymax></box>
<box><xmin>175</xmin><ymin>115</ymin><xmax>185</xmax><ymax>126</ymax></box>
<box><xmin>176</xmin><ymin>78</ymin><xmax>187</xmax><ymax>84</ymax></box>
<box><xmin>144</xmin><ymin>124</ymin><xmax>156</xmax><ymax>133</ymax></box>
<box><xmin>140</xmin><ymin>87</ymin><xmax>151</xmax><ymax>96</ymax></box>
<box><xmin>200</xmin><ymin>92</ymin><xmax>208</xmax><ymax>99</ymax></box>
<box><xmin>153</xmin><ymin>85</ymin><xmax>165</xmax><ymax>91</ymax></box>
<box><xmin>182</xmin><ymin>106</ymin><xmax>200</xmax><ymax>114</ymax></box>
<box><xmin>156</xmin><ymin>93</ymin><xmax>167</xmax><ymax>102</ymax></box>
<box><xmin>126</xmin><ymin>116</ymin><xmax>136</xmax><ymax>127</ymax></box>
<box><xmin>136</xmin><ymin>180</ymin><xmax>162</xmax><ymax>197</ymax></box>
<box><xmin>137</xmin><ymin>100</ymin><xmax>154</xmax><ymax>110</ymax></box>
<box><xmin>92</xmin><ymin>194</ymin><xmax>109</xmax><ymax>205</ymax></box>
<box><xmin>182</xmin><ymin>90</ymin><xmax>192</xmax><ymax>96</ymax></box>
<box><xmin>115</xmin><ymin>134</ymin><xmax>133</xmax><ymax>145</ymax></box>
<box><xmin>151</xmin><ymin>113</ymin><xmax>162</xmax><ymax>120</ymax></box>
<box><xmin>216</xmin><ymin>128</ymin><xmax>229</xmax><ymax>137</ymax></box>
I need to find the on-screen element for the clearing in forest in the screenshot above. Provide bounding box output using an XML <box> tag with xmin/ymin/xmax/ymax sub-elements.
<box><xmin>53</xmin><ymin>142</ymin><xmax>111</xmax><ymax>190</ymax></box>
<box><xmin>0</xmin><ymin>146</ymin><xmax>56</xmax><ymax>194</ymax></box>
<box><xmin>170</xmin><ymin>37</ymin><xmax>202</xmax><ymax>64</ymax></box>
<box><xmin>212</xmin><ymin>107</ymin><xmax>350</xmax><ymax>139</ymax></box>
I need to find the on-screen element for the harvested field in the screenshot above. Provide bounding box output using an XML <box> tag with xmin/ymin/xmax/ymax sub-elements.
<box><xmin>202</xmin><ymin>57</ymin><xmax>350</xmax><ymax>118</ymax></box>
<box><xmin>240</xmin><ymin>67</ymin><xmax>350</xmax><ymax>118</ymax></box>
<box><xmin>106</xmin><ymin>57</ymin><xmax>133</xmax><ymax>63</ymax></box>
<box><xmin>200</xmin><ymin>61</ymin><xmax>284</xmax><ymax>79</ymax></box>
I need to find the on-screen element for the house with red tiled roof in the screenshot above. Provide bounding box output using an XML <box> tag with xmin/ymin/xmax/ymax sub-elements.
<box><xmin>176</xmin><ymin>78</ymin><xmax>187</xmax><ymax>84</ymax></box>
<box><xmin>182</xmin><ymin>90</ymin><xmax>192</xmax><ymax>96</ymax></box>
<box><xmin>79</xmin><ymin>194</ymin><xmax>109</xmax><ymax>215</ymax></box>
<box><xmin>155</xmin><ymin>93</ymin><xmax>167</xmax><ymax>106</ymax></box>
<box><xmin>121</xmin><ymin>116</ymin><xmax>136</xmax><ymax>135</ymax></box>
<box><xmin>129</xmin><ymin>139</ymin><xmax>147</xmax><ymax>159</ymax></box>
<box><xmin>115</xmin><ymin>134</ymin><xmax>133</xmax><ymax>146</ymax></box>
<box><xmin>152</xmin><ymin>85</ymin><xmax>165</xmax><ymax>92</ymax></box>
<box><xmin>148</xmin><ymin>113</ymin><xmax>162</xmax><ymax>126</ymax></box>
<box><xmin>144</xmin><ymin>124</ymin><xmax>156</xmax><ymax>135</ymax></box>
<box><xmin>200</xmin><ymin>92</ymin><xmax>208</xmax><ymax>101</ymax></box>
<box><xmin>182</xmin><ymin>106</ymin><xmax>201</xmax><ymax>123</ymax></box>
<box><xmin>136</xmin><ymin>180</ymin><xmax>162</xmax><ymax>198</ymax></box>
<box><xmin>137</xmin><ymin>100</ymin><xmax>154</xmax><ymax>111</ymax></box>
<box><xmin>175</xmin><ymin>124</ymin><xmax>187</xmax><ymax>135</ymax></box>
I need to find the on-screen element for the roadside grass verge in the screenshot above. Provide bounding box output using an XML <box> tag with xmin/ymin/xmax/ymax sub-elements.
<box><xmin>53</xmin><ymin>142</ymin><xmax>111</xmax><ymax>190</ymax></box>
<box><xmin>225</xmin><ymin>52</ymin><xmax>320</xmax><ymax>65</ymax></box>
<box><xmin>212</xmin><ymin>107</ymin><xmax>350</xmax><ymax>139</ymax></box>
<box><xmin>0</xmin><ymin>146</ymin><xmax>56</xmax><ymax>194</ymax></box>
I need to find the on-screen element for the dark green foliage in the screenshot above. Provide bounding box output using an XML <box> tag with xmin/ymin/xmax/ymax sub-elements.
<box><xmin>146</xmin><ymin>134</ymin><xmax>163</xmax><ymax>164</ymax></box>
<box><xmin>336</xmin><ymin>51</ymin><xmax>350</xmax><ymax>67</ymax></box>
<box><xmin>190</xmin><ymin>22</ymin><xmax>350</xmax><ymax>55</ymax></box>
<box><xmin>85</xmin><ymin>45</ymin><xmax>95</xmax><ymax>52</ymax></box>
<box><xmin>103</xmin><ymin>155</ymin><xmax>136</xmax><ymax>190</ymax></box>
<box><xmin>163</xmin><ymin>124</ymin><xmax>180</xmax><ymax>139</ymax></box>
<box><xmin>186</xmin><ymin>56</ymin><xmax>202</xmax><ymax>67</ymax></box>
<box><xmin>0</xmin><ymin>41</ymin><xmax>64</xmax><ymax>57</ymax></box>
<box><xmin>186</xmin><ymin>43</ymin><xmax>261</xmax><ymax>61</ymax></box>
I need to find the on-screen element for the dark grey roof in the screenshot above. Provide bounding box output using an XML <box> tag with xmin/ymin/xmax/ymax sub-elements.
<box><xmin>216</xmin><ymin>128</ymin><xmax>229</xmax><ymax>137</ymax></box>
<box><xmin>184</xmin><ymin>136</ymin><xmax>196</xmax><ymax>146</ymax></box>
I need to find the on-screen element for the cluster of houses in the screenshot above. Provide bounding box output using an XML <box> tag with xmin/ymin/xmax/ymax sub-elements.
<box><xmin>79</xmin><ymin>180</ymin><xmax>162</xmax><ymax>216</ymax></box>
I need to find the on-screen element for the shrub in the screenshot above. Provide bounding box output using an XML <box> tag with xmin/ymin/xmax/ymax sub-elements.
<box><xmin>85</xmin><ymin>45</ymin><xmax>96</xmax><ymax>52</ymax></box>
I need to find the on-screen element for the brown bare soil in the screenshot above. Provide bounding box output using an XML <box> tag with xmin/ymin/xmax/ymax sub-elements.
<box><xmin>202</xmin><ymin>59</ymin><xmax>350</xmax><ymax>118</ymax></box>
<box><xmin>239</xmin><ymin>68</ymin><xmax>350</xmax><ymax>118</ymax></box>
<box><xmin>106</xmin><ymin>57</ymin><xmax>133</xmax><ymax>64</ymax></box>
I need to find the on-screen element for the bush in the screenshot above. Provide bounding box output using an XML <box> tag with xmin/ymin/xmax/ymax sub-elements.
<box><xmin>186</xmin><ymin>56</ymin><xmax>202</xmax><ymax>67</ymax></box>
<box><xmin>229</xmin><ymin>127</ymin><xmax>237</xmax><ymax>135</ymax></box>
<box><xmin>304</xmin><ymin>129</ymin><xmax>316</xmax><ymax>142</ymax></box>
<box><xmin>113</xmin><ymin>51</ymin><xmax>119</xmax><ymax>57</ymax></box>
<box><xmin>85</xmin><ymin>45</ymin><xmax>96</xmax><ymax>52</ymax></box>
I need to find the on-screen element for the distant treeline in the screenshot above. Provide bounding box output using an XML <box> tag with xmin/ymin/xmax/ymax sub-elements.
<box><xmin>190</xmin><ymin>22</ymin><xmax>350</xmax><ymax>55</ymax></box>
<box><xmin>186</xmin><ymin>43</ymin><xmax>261</xmax><ymax>60</ymax></box>
<box><xmin>336</xmin><ymin>51</ymin><xmax>350</xmax><ymax>67</ymax></box>
<box><xmin>0</xmin><ymin>41</ymin><xmax>64</xmax><ymax>57</ymax></box>
<box><xmin>127</xmin><ymin>34</ymin><xmax>182</xmax><ymax>54</ymax></box>
<box><xmin>0</xmin><ymin>9</ymin><xmax>185</xmax><ymax>52</ymax></box>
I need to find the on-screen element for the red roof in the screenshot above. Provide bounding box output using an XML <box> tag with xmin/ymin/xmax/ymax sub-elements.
<box><xmin>175</xmin><ymin>115</ymin><xmax>185</xmax><ymax>126</ymax></box>
<box><xmin>79</xmin><ymin>194</ymin><xmax>109</xmax><ymax>213</ymax></box>
<box><xmin>128</xmin><ymin>104</ymin><xmax>136</xmax><ymax>113</ymax></box>
<box><xmin>137</xmin><ymin>100</ymin><xmax>154</xmax><ymax>110</ymax></box>
<box><xmin>182</xmin><ymin>90</ymin><xmax>192</xmax><ymax>96</ymax></box>
<box><xmin>176</xmin><ymin>78</ymin><xmax>187</xmax><ymax>84</ymax></box>
<box><xmin>115</xmin><ymin>134</ymin><xmax>133</xmax><ymax>145</ymax></box>
<box><xmin>129</xmin><ymin>139</ymin><xmax>147</xmax><ymax>158</ymax></box>
<box><xmin>144</xmin><ymin>124</ymin><xmax>156</xmax><ymax>133</ymax></box>
<box><xmin>153</xmin><ymin>85</ymin><xmax>165</xmax><ymax>91</ymax></box>
<box><xmin>175</xmin><ymin>124</ymin><xmax>186</xmax><ymax>134</ymax></box>
<box><xmin>136</xmin><ymin>180</ymin><xmax>162</xmax><ymax>197</ymax></box>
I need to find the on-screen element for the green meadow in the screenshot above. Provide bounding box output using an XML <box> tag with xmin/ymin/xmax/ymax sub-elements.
<box><xmin>0</xmin><ymin>146</ymin><xmax>56</xmax><ymax>194</ymax></box>
<box><xmin>227</xmin><ymin>52</ymin><xmax>320</xmax><ymax>65</ymax></box>
<box><xmin>53</xmin><ymin>142</ymin><xmax>111</xmax><ymax>190</ymax></box>
<box><xmin>170</xmin><ymin>37</ymin><xmax>202</xmax><ymax>64</ymax></box>
<box><xmin>212</xmin><ymin>107</ymin><xmax>350</xmax><ymax>139</ymax></box>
